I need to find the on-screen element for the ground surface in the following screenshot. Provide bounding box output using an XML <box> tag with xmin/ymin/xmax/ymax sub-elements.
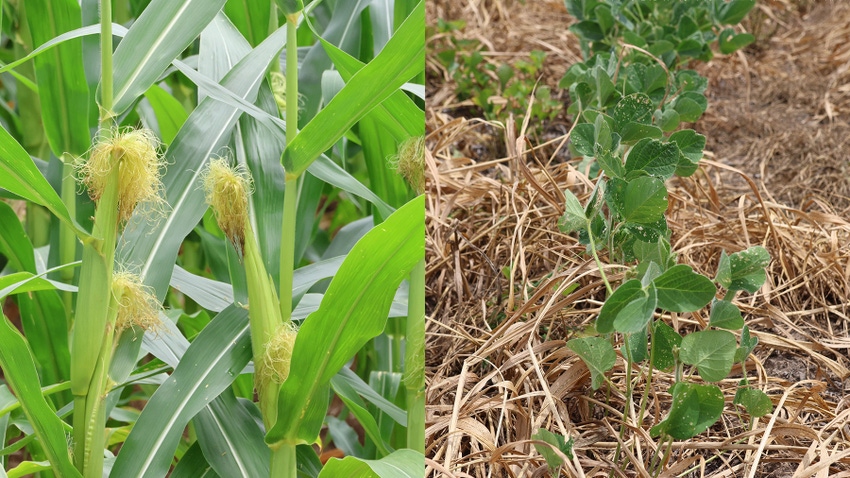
<box><xmin>426</xmin><ymin>1</ymin><xmax>850</xmax><ymax>476</ymax></box>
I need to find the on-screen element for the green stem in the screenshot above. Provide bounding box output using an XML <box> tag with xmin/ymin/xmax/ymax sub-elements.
<box><xmin>279</xmin><ymin>13</ymin><xmax>300</xmax><ymax>321</ymax></box>
<box><xmin>586</xmin><ymin>218</ymin><xmax>612</xmax><ymax>295</ymax></box>
<box><xmin>637</xmin><ymin>322</ymin><xmax>656</xmax><ymax>430</ymax></box>
<box><xmin>270</xmin><ymin>443</ymin><xmax>297</xmax><ymax>478</ymax></box>
<box><xmin>60</xmin><ymin>156</ymin><xmax>77</xmax><ymax>321</ymax></box>
<box><xmin>71</xmin><ymin>158</ymin><xmax>119</xmax><ymax>474</ymax></box>
<box><xmin>99</xmin><ymin>0</ymin><xmax>113</xmax><ymax>119</ymax></box>
<box><xmin>76</xmin><ymin>314</ymin><xmax>117</xmax><ymax>477</ymax></box>
<box><xmin>279</xmin><ymin>177</ymin><xmax>297</xmax><ymax>321</ymax></box>
<box><xmin>405</xmin><ymin>259</ymin><xmax>425</xmax><ymax>452</ymax></box>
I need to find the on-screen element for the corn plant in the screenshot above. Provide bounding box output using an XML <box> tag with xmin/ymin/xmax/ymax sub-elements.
<box><xmin>543</xmin><ymin>0</ymin><xmax>770</xmax><ymax>474</ymax></box>
<box><xmin>0</xmin><ymin>0</ymin><xmax>424</xmax><ymax>477</ymax></box>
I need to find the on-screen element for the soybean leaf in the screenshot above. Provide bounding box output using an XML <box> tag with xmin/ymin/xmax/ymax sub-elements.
<box><xmin>613</xmin><ymin>284</ymin><xmax>657</xmax><ymax>334</ymax></box>
<box><xmin>660</xmin><ymin>109</ymin><xmax>680</xmax><ymax>132</ymax></box>
<box><xmin>567</xmin><ymin>336</ymin><xmax>616</xmax><ymax>390</ymax></box>
<box><xmin>716</xmin><ymin>0</ymin><xmax>756</xmax><ymax>25</ymax></box>
<box><xmin>622</xmin><ymin>176</ymin><xmax>668</xmax><ymax>224</ymax></box>
<box><xmin>650</xmin><ymin>382</ymin><xmax>723</xmax><ymax>440</ymax></box>
<box><xmin>594</xmin><ymin>114</ymin><xmax>613</xmax><ymax>151</ymax></box>
<box><xmin>317</xmin><ymin>449</ymin><xmax>424</xmax><ymax>478</ymax></box>
<box><xmin>668</xmin><ymin>129</ymin><xmax>705</xmax><ymax>163</ymax></box>
<box><xmin>532</xmin><ymin>428</ymin><xmax>574</xmax><ymax>472</ymax></box>
<box><xmin>266</xmin><ymin>196</ymin><xmax>424</xmax><ymax>445</ymax></box>
<box><xmin>735</xmin><ymin>325</ymin><xmax>759</xmax><ymax>363</ymax></box>
<box><xmin>597</xmin><ymin>279</ymin><xmax>643</xmax><ymax>334</ymax></box>
<box><xmin>715</xmin><ymin>250</ymin><xmax>732</xmax><ymax>289</ymax></box>
<box><xmin>733</xmin><ymin>387</ymin><xmax>772</xmax><ymax>417</ymax></box>
<box><xmin>111</xmin><ymin>0</ymin><xmax>228</xmax><ymax>114</ymax></box>
<box><xmin>727</xmin><ymin>246</ymin><xmax>770</xmax><ymax>293</ymax></box>
<box><xmin>709</xmin><ymin>299</ymin><xmax>744</xmax><ymax>330</ymax></box>
<box><xmin>672</xmin><ymin>93</ymin><xmax>706</xmax><ymax>122</ymax></box>
<box><xmin>0</xmin><ymin>313</ymin><xmax>80</xmax><ymax>477</ymax></box>
<box><xmin>611</xmin><ymin>93</ymin><xmax>653</xmax><ymax>126</ymax></box>
<box><xmin>719</xmin><ymin>29</ymin><xmax>755</xmax><ymax>54</ymax></box>
<box><xmin>596</xmin><ymin>147</ymin><xmax>625</xmax><ymax>179</ymax></box>
<box><xmin>282</xmin><ymin>1</ymin><xmax>424</xmax><ymax>176</ymax></box>
<box><xmin>25</xmin><ymin>0</ymin><xmax>90</xmax><ymax>157</ymax></box>
<box><xmin>110</xmin><ymin>304</ymin><xmax>252</xmax><ymax>478</ymax></box>
<box><xmin>570</xmin><ymin>123</ymin><xmax>595</xmax><ymax>157</ymax></box>
<box><xmin>624</xmin><ymin>138</ymin><xmax>679</xmax><ymax>179</ymax></box>
<box><xmin>619</xmin><ymin>122</ymin><xmax>662</xmax><ymax>144</ymax></box>
<box><xmin>0</xmin><ymin>127</ymin><xmax>88</xmax><ymax>240</ymax></box>
<box><xmin>680</xmin><ymin>330</ymin><xmax>737</xmax><ymax>382</ymax></box>
<box><xmin>652</xmin><ymin>264</ymin><xmax>715</xmax><ymax>313</ymax></box>
<box><xmin>557</xmin><ymin>189</ymin><xmax>586</xmax><ymax>234</ymax></box>
<box><xmin>651</xmin><ymin>321</ymin><xmax>681</xmax><ymax>371</ymax></box>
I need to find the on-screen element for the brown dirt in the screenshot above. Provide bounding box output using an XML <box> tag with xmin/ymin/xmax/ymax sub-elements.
<box><xmin>426</xmin><ymin>0</ymin><xmax>850</xmax><ymax>476</ymax></box>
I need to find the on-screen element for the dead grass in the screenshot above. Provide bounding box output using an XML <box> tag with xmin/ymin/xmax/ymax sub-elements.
<box><xmin>426</xmin><ymin>0</ymin><xmax>850</xmax><ymax>476</ymax></box>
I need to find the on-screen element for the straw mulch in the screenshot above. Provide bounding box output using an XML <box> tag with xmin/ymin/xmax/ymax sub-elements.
<box><xmin>425</xmin><ymin>1</ymin><xmax>850</xmax><ymax>476</ymax></box>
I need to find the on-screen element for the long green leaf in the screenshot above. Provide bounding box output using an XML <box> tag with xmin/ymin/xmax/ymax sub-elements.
<box><xmin>109</xmin><ymin>304</ymin><xmax>251</xmax><ymax>478</ymax></box>
<box><xmin>317</xmin><ymin>449</ymin><xmax>424</xmax><ymax>478</ymax></box>
<box><xmin>0</xmin><ymin>313</ymin><xmax>80</xmax><ymax>477</ymax></box>
<box><xmin>0</xmin><ymin>24</ymin><xmax>128</xmax><ymax>76</ymax></box>
<box><xmin>199</xmin><ymin>13</ymin><xmax>288</xmax><ymax>284</ymax></box>
<box><xmin>282</xmin><ymin>0</ymin><xmax>424</xmax><ymax>176</ymax></box>
<box><xmin>0</xmin><ymin>127</ymin><xmax>89</xmax><ymax>241</ymax></box>
<box><xmin>118</xmin><ymin>23</ymin><xmax>289</xmax><ymax>301</ymax></box>
<box><xmin>193</xmin><ymin>390</ymin><xmax>269</xmax><ymax>477</ymax></box>
<box><xmin>224</xmin><ymin>0</ymin><xmax>271</xmax><ymax>46</ymax></box>
<box><xmin>321</xmin><ymin>29</ymin><xmax>423</xmax><ymax>142</ymax></box>
<box><xmin>25</xmin><ymin>0</ymin><xmax>90</xmax><ymax>156</ymax></box>
<box><xmin>297</xmin><ymin>1</ymin><xmax>370</xmax><ymax>122</ymax></box>
<box><xmin>0</xmin><ymin>203</ymin><xmax>70</xmax><ymax>391</ymax></box>
<box><xmin>111</xmin><ymin>0</ymin><xmax>228</xmax><ymax>114</ymax></box>
<box><xmin>142</xmin><ymin>85</ymin><xmax>188</xmax><ymax>145</ymax></box>
<box><xmin>266</xmin><ymin>195</ymin><xmax>424</xmax><ymax>444</ymax></box>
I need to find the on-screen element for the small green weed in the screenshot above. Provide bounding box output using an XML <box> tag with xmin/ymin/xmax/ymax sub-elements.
<box><xmin>433</xmin><ymin>20</ymin><xmax>562</xmax><ymax>132</ymax></box>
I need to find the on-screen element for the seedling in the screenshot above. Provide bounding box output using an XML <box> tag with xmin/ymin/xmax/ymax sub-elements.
<box><xmin>555</xmin><ymin>0</ymin><xmax>767</xmax><ymax>474</ymax></box>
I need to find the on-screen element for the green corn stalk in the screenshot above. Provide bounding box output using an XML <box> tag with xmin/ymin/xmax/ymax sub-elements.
<box><xmin>71</xmin><ymin>2</ymin><xmax>118</xmax><ymax>474</ymax></box>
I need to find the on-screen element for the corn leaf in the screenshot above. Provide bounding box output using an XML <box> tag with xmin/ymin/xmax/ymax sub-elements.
<box><xmin>317</xmin><ymin>449</ymin><xmax>424</xmax><ymax>478</ymax></box>
<box><xmin>282</xmin><ymin>1</ymin><xmax>424</xmax><ymax>176</ymax></box>
<box><xmin>109</xmin><ymin>304</ymin><xmax>251</xmax><ymax>478</ymax></box>
<box><xmin>266</xmin><ymin>195</ymin><xmax>424</xmax><ymax>445</ymax></box>
<box><xmin>224</xmin><ymin>0</ymin><xmax>271</xmax><ymax>47</ymax></box>
<box><xmin>0</xmin><ymin>313</ymin><xmax>80</xmax><ymax>477</ymax></box>
<box><xmin>193</xmin><ymin>389</ymin><xmax>269</xmax><ymax>477</ymax></box>
<box><xmin>111</xmin><ymin>0</ymin><xmax>227</xmax><ymax>114</ymax></box>
<box><xmin>25</xmin><ymin>0</ymin><xmax>90</xmax><ymax>156</ymax></box>
<box><xmin>118</xmin><ymin>23</ymin><xmax>288</xmax><ymax>300</ymax></box>
<box><xmin>142</xmin><ymin>85</ymin><xmax>188</xmax><ymax>145</ymax></box>
<box><xmin>0</xmin><ymin>127</ymin><xmax>88</xmax><ymax>240</ymax></box>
